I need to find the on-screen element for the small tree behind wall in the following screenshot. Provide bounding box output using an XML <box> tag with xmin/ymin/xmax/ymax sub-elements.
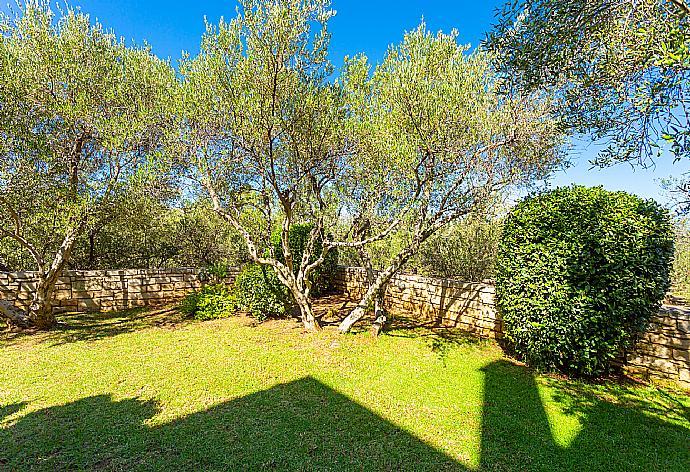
<box><xmin>336</xmin><ymin>25</ymin><xmax>565</xmax><ymax>333</ymax></box>
<box><xmin>0</xmin><ymin>2</ymin><xmax>176</xmax><ymax>329</ymax></box>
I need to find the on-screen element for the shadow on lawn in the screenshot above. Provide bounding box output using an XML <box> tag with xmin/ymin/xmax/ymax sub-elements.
<box><xmin>0</xmin><ymin>403</ymin><xmax>25</xmax><ymax>422</ymax></box>
<box><xmin>386</xmin><ymin>315</ymin><xmax>483</xmax><ymax>363</ymax></box>
<box><xmin>1</xmin><ymin>365</ymin><xmax>688</xmax><ymax>471</ymax></box>
<box><xmin>479</xmin><ymin>361</ymin><xmax>689</xmax><ymax>471</ymax></box>
<box><xmin>0</xmin><ymin>377</ymin><xmax>459</xmax><ymax>471</ymax></box>
<box><xmin>0</xmin><ymin>308</ymin><xmax>188</xmax><ymax>347</ymax></box>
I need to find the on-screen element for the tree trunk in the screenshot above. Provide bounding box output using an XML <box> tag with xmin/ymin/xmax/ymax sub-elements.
<box><xmin>339</xmin><ymin>243</ymin><xmax>418</xmax><ymax>334</ymax></box>
<box><xmin>339</xmin><ymin>305</ymin><xmax>365</xmax><ymax>334</ymax></box>
<box><xmin>272</xmin><ymin>264</ymin><xmax>321</xmax><ymax>333</ymax></box>
<box><xmin>293</xmin><ymin>288</ymin><xmax>321</xmax><ymax>332</ymax></box>
<box><xmin>0</xmin><ymin>279</ymin><xmax>58</xmax><ymax>330</ymax></box>
<box><xmin>28</xmin><ymin>280</ymin><xmax>57</xmax><ymax>329</ymax></box>
<box><xmin>370</xmin><ymin>286</ymin><xmax>389</xmax><ymax>336</ymax></box>
<box><xmin>22</xmin><ymin>224</ymin><xmax>82</xmax><ymax>330</ymax></box>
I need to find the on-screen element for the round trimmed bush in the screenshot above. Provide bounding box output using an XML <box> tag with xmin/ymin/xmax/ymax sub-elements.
<box><xmin>234</xmin><ymin>263</ymin><xmax>295</xmax><ymax>321</ymax></box>
<box><xmin>495</xmin><ymin>186</ymin><xmax>673</xmax><ymax>376</ymax></box>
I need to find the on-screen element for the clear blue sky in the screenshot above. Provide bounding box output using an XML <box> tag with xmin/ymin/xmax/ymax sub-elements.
<box><xmin>4</xmin><ymin>0</ymin><xmax>688</xmax><ymax>207</ymax></box>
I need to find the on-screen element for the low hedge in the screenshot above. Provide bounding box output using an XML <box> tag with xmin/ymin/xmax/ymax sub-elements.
<box><xmin>179</xmin><ymin>283</ymin><xmax>236</xmax><ymax>321</ymax></box>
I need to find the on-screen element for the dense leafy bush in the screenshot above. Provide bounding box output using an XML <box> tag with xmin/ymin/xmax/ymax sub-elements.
<box><xmin>271</xmin><ymin>223</ymin><xmax>338</xmax><ymax>296</ymax></box>
<box><xmin>234</xmin><ymin>263</ymin><xmax>295</xmax><ymax>321</ymax></box>
<box><xmin>496</xmin><ymin>186</ymin><xmax>674</xmax><ymax>376</ymax></box>
<box><xmin>179</xmin><ymin>284</ymin><xmax>237</xmax><ymax>321</ymax></box>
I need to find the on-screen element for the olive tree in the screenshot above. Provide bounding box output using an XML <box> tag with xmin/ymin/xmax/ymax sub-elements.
<box><xmin>487</xmin><ymin>0</ymin><xmax>690</xmax><ymax>206</ymax></box>
<box><xmin>0</xmin><ymin>2</ymin><xmax>176</xmax><ymax>329</ymax></box>
<box><xmin>179</xmin><ymin>0</ymin><xmax>348</xmax><ymax>331</ymax></box>
<box><xmin>336</xmin><ymin>25</ymin><xmax>564</xmax><ymax>333</ymax></box>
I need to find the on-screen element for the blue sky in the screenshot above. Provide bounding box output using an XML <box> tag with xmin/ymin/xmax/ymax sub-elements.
<box><xmin>4</xmin><ymin>0</ymin><xmax>688</xmax><ymax>207</ymax></box>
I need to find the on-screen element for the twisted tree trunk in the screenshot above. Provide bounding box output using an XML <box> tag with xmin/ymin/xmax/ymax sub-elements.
<box><xmin>0</xmin><ymin>225</ymin><xmax>81</xmax><ymax>330</ymax></box>
<box><xmin>0</xmin><ymin>288</ymin><xmax>57</xmax><ymax>330</ymax></box>
<box><xmin>356</xmin><ymin>243</ymin><xmax>389</xmax><ymax>336</ymax></box>
<box><xmin>290</xmin><ymin>282</ymin><xmax>321</xmax><ymax>332</ymax></box>
<box><xmin>370</xmin><ymin>287</ymin><xmax>389</xmax><ymax>336</ymax></box>
<box><xmin>27</xmin><ymin>278</ymin><xmax>58</xmax><ymax>329</ymax></box>
<box><xmin>339</xmin><ymin>243</ymin><xmax>419</xmax><ymax>334</ymax></box>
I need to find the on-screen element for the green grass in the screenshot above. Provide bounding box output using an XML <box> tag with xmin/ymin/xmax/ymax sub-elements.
<box><xmin>1</xmin><ymin>307</ymin><xmax>689</xmax><ymax>471</ymax></box>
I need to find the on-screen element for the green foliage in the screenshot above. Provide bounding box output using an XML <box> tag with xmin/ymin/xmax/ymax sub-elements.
<box><xmin>180</xmin><ymin>262</ymin><xmax>240</xmax><ymax>322</ymax></box>
<box><xmin>179</xmin><ymin>284</ymin><xmax>236</xmax><ymax>321</ymax></box>
<box><xmin>338</xmin><ymin>216</ymin><xmax>500</xmax><ymax>282</ymax></box>
<box><xmin>0</xmin><ymin>199</ymin><xmax>252</xmax><ymax>272</ymax></box>
<box><xmin>495</xmin><ymin>186</ymin><xmax>674</xmax><ymax>376</ymax></box>
<box><xmin>234</xmin><ymin>263</ymin><xmax>294</xmax><ymax>321</ymax></box>
<box><xmin>416</xmin><ymin>218</ymin><xmax>501</xmax><ymax>281</ymax></box>
<box><xmin>178</xmin><ymin>0</ymin><xmax>346</xmax><ymax>328</ymax></box>
<box><xmin>0</xmin><ymin>1</ymin><xmax>176</xmax><ymax>273</ymax></box>
<box><xmin>672</xmin><ymin>218</ymin><xmax>690</xmax><ymax>300</ymax></box>
<box><xmin>68</xmin><ymin>186</ymin><xmax>180</xmax><ymax>270</ymax></box>
<box><xmin>332</xmin><ymin>23</ymin><xmax>563</xmax><ymax>323</ymax></box>
<box><xmin>172</xmin><ymin>202</ymin><xmax>251</xmax><ymax>269</ymax></box>
<box><xmin>271</xmin><ymin>223</ymin><xmax>338</xmax><ymax>296</ymax></box>
<box><xmin>203</xmin><ymin>261</ymin><xmax>233</xmax><ymax>284</ymax></box>
<box><xmin>487</xmin><ymin>0</ymin><xmax>690</xmax><ymax>184</ymax></box>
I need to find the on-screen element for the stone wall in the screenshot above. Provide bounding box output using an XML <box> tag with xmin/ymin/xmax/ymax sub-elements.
<box><xmin>0</xmin><ymin>268</ymin><xmax>239</xmax><ymax>313</ymax></box>
<box><xmin>335</xmin><ymin>267</ymin><xmax>690</xmax><ymax>389</ymax></box>
<box><xmin>621</xmin><ymin>306</ymin><xmax>690</xmax><ymax>388</ymax></box>
<box><xmin>334</xmin><ymin>266</ymin><xmax>502</xmax><ymax>338</ymax></box>
<box><xmin>2</xmin><ymin>265</ymin><xmax>687</xmax><ymax>389</ymax></box>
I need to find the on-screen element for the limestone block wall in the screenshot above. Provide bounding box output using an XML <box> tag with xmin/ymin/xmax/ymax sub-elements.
<box><xmin>621</xmin><ymin>305</ymin><xmax>690</xmax><ymax>388</ymax></box>
<box><xmin>334</xmin><ymin>266</ymin><xmax>501</xmax><ymax>338</ymax></box>
<box><xmin>335</xmin><ymin>267</ymin><xmax>690</xmax><ymax>389</ymax></box>
<box><xmin>0</xmin><ymin>268</ymin><xmax>239</xmax><ymax>313</ymax></box>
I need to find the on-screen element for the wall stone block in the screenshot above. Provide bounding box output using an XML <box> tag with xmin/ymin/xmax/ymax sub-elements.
<box><xmin>0</xmin><ymin>267</ymin><xmax>238</xmax><ymax>318</ymax></box>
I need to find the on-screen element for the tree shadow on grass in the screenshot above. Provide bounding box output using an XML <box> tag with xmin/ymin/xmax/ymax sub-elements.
<box><xmin>0</xmin><ymin>402</ymin><xmax>25</xmax><ymax>422</ymax></box>
<box><xmin>0</xmin><ymin>378</ymin><xmax>462</xmax><ymax>471</ymax></box>
<box><xmin>314</xmin><ymin>293</ymin><xmax>484</xmax><ymax>359</ymax></box>
<box><xmin>480</xmin><ymin>360</ymin><xmax>690</xmax><ymax>472</ymax></box>
<box><xmin>385</xmin><ymin>315</ymin><xmax>483</xmax><ymax>362</ymax></box>
<box><xmin>1</xmin><ymin>369</ymin><xmax>688</xmax><ymax>471</ymax></box>
<box><xmin>0</xmin><ymin>307</ymin><xmax>189</xmax><ymax>347</ymax></box>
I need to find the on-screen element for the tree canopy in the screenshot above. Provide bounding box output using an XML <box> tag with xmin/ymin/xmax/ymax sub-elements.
<box><xmin>0</xmin><ymin>0</ymin><xmax>566</xmax><ymax>332</ymax></box>
<box><xmin>179</xmin><ymin>0</ymin><xmax>348</xmax><ymax>331</ymax></box>
<box><xmin>487</xmin><ymin>0</ymin><xmax>689</xmax><ymax>174</ymax></box>
<box><xmin>0</xmin><ymin>1</ymin><xmax>176</xmax><ymax>327</ymax></box>
<box><xmin>336</xmin><ymin>24</ymin><xmax>564</xmax><ymax>333</ymax></box>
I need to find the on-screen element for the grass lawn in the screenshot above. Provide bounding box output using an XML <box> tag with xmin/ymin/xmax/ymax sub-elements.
<box><xmin>1</xmin><ymin>298</ymin><xmax>689</xmax><ymax>471</ymax></box>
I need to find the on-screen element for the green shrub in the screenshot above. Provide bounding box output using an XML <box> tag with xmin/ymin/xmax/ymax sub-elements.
<box><xmin>271</xmin><ymin>223</ymin><xmax>338</xmax><ymax>296</ymax></box>
<box><xmin>179</xmin><ymin>283</ymin><xmax>236</xmax><ymax>321</ymax></box>
<box><xmin>495</xmin><ymin>186</ymin><xmax>674</xmax><ymax>376</ymax></box>
<box><xmin>234</xmin><ymin>263</ymin><xmax>295</xmax><ymax>321</ymax></box>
